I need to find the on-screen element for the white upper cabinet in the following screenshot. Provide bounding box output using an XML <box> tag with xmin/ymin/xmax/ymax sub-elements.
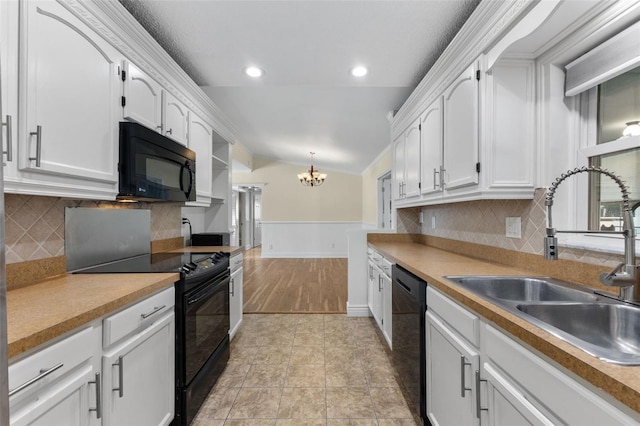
<box><xmin>162</xmin><ymin>90</ymin><xmax>189</xmax><ymax>145</ymax></box>
<box><xmin>18</xmin><ymin>0</ymin><xmax>120</xmax><ymax>190</ymax></box>
<box><xmin>1</xmin><ymin>0</ymin><xmax>18</xmax><ymax>179</ymax></box>
<box><xmin>420</xmin><ymin>97</ymin><xmax>444</xmax><ymax>196</ymax></box>
<box><xmin>187</xmin><ymin>112</ymin><xmax>213</xmax><ymax>206</ymax></box>
<box><xmin>443</xmin><ymin>63</ymin><xmax>479</xmax><ymax>191</ymax></box>
<box><xmin>393</xmin><ymin>117</ymin><xmax>421</xmax><ymax>200</ymax></box>
<box><xmin>122</xmin><ymin>60</ymin><xmax>163</xmax><ymax>132</ymax></box>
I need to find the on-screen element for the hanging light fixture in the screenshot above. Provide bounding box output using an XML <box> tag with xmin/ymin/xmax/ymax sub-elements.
<box><xmin>297</xmin><ymin>152</ymin><xmax>327</xmax><ymax>187</ymax></box>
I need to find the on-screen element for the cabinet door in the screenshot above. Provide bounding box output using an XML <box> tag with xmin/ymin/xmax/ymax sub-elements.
<box><xmin>19</xmin><ymin>1</ymin><xmax>120</xmax><ymax>183</ymax></box>
<box><xmin>1</xmin><ymin>0</ymin><xmax>18</xmax><ymax>178</ymax></box>
<box><xmin>404</xmin><ymin>118</ymin><xmax>421</xmax><ymax>198</ymax></box>
<box><xmin>382</xmin><ymin>273</ymin><xmax>392</xmax><ymax>348</ymax></box>
<box><xmin>372</xmin><ymin>267</ymin><xmax>383</xmax><ymax>329</ymax></box>
<box><xmin>420</xmin><ymin>97</ymin><xmax>443</xmax><ymax>195</ymax></box>
<box><xmin>188</xmin><ymin>113</ymin><xmax>213</xmax><ymax>205</ymax></box>
<box><xmin>11</xmin><ymin>366</ymin><xmax>100</xmax><ymax>426</ymax></box>
<box><xmin>102</xmin><ymin>312</ymin><xmax>174</xmax><ymax>426</ymax></box>
<box><xmin>367</xmin><ymin>260</ymin><xmax>375</xmax><ymax>313</ymax></box>
<box><xmin>483</xmin><ymin>363</ymin><xmax>554</xmax><ymax>426</ymax></box>
<box><xmin>162</xmin><ymin>90</ymin><xmax>189</xmax><ymax>145</ymax></box>
<box><xmin>230</xmin><ymin>267</ymin><xmax>244</xmax><ymax>339</ymax></box>
<box><xmin>443</xmin><ymin>63</ymin><xmax>479</xmax><ymax>190</ymax></box>
<box><xmin>392</xmin><ymin>134</ymin><xmax>405</xmax><ymax>200</ymax></box>
<box><xmin>426</xmin><ymin>311</ymin><xmax>480</xmax><ymax>426</ymax></box>
<box><xmin>122</xmin><ymin>60</ymin><xmax>162</xmax><ymax>131</ymax></box>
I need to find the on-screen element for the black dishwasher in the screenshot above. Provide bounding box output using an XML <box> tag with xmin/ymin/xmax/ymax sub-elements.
<box><xmin>392</xmin><ymin>264</ymin><xmax>427</xmax><ymax>425</ymax></box>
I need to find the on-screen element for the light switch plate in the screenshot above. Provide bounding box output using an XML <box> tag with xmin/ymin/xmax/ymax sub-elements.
<box><xmin>506</xmin><ymin>217</ymin><xmax>522</xmax><ymax>239</ymax></box>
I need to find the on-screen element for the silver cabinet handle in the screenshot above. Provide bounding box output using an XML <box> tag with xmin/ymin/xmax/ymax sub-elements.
<box><xmin>378</xmin><ymin>275</ymin><xmax>383</xmax><ymax>291</ymax></box>
<box><xmin>9</xmin><ymin>362</ymin><xmax>64</xmax><ymax>397</ymax></box>
<box><xmin>460</xmin><ymin>356</ymin><xmax>472</xmax><ymax>397</ymax></box>
<box><xmin>2</xmin><ymin>115</ymin><xmax>12</xmax><ymax>162</ymax></box>
<box><xmin>140</xmin><ymin>305</ymin><xmax>166</xmax><ymax>319</ymax></box>
<box><xmin>29</xmin><ymin>125</ymin><xmax>42</xmax><ymax>167</ymax></box>
<box><xmin>475</xmin><ymin>370</ymin><xmax>488</xmax><ymax>418</ymax></box>
<box><xmin>166</xmin><ymin>128</ymin><xmax>173</xmax><ymax>135</ymax></box>
<box><xmin>433</xmin><ymin>168</ymin><xmax>440</xmax><ymax>189</ymax></box>
<box><xmin>440</xmin><ymin>166</ymin><xmax>446</xmax><ymax>189</ymax></box>
<box><xmin>89</xmin><ymin>372</ymin><xmax>102</xmax><ymax>419</ymax></box>
<box><xmin>113</xmin><ymin>356</ymin><xmax>124</xmax><ymax>397</ymax></box>
<box><xmin>230</xmin><ymin>278</ymin><xmax>235</xmax><ymax>296</ymax></box>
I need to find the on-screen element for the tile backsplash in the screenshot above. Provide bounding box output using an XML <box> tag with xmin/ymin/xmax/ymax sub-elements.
<box><xmin>397</xmin><ymin>188</ymin><xmax>624</xmax><ymax>268</ymax></box>
<box><xmin>4</xmin><ymin>194</ymin><xmax>182</xmax><ymax>264</ymax></box>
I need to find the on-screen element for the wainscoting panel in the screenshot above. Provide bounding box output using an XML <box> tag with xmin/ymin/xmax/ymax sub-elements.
<box><xmin>261</xmin><ymin>222</ymin><xmax>363</xmax><ymax>258</ymax></box>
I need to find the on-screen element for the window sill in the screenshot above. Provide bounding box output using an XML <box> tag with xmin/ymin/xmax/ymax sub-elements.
<box><xmin>558</xmin><ymin>233</ymin><xmax>639</xmax><ymax>256</ymax></box>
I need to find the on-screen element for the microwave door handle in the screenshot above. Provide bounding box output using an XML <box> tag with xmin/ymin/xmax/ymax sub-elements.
<box><xmin>180</xmin><ymin>161</ymin><xmax>194</xmax><ymax>199</ymax></box>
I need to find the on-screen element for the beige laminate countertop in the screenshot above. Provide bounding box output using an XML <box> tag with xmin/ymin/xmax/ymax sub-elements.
<box><xmin>7</xmin><ymin>273</ymin><xmax>178</xmax><ymax>359</ymax></box>
<box><xmin>369</xmin><ymin>241</ymin><xmax>640</xmax><ymax>415</ymax></box>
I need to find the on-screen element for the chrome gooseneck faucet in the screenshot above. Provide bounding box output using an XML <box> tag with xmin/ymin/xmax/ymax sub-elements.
<box><xmin>545</xmin><ymin>166</ymin><xmax>640</xmax><ymax>302</ymax></box>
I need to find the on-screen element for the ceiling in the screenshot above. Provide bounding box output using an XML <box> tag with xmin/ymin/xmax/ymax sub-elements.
<box><xmin>119</xmin><ymin>0</ymin><xmax>480</xmax><ymax>174</ymax></box>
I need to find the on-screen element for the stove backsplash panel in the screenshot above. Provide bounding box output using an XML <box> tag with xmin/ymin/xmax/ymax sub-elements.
<box><xmin>4</xmin><ymin>194</ymin><xmax>182</xmax><ymax>264</ymax></box>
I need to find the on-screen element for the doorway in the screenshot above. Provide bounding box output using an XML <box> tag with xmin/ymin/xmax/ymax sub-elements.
<box><xmin>237</xmin><ymin>186</ymin><xmax>262</xmax><ymax>250</ymax></box>
<box><xmin>378</xmin><ymin>171</ymin><xmax>392</xmax><ymax>229</ymax></box>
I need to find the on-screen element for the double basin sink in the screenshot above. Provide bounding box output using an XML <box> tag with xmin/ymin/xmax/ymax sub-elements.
<box><xmin>444</xmin><ymin>276</ymin><xmax>640</xmax><ymax>365</ymax></box>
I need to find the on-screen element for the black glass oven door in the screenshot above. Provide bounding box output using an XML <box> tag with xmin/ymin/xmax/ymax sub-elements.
<box><xmin>184</xmin><ymin>274</ymin><xmax>230</xmax><ymax>384</ymax></box>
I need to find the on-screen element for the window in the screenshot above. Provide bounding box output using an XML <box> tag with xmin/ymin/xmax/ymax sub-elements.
<box><xmin>587</xmin><ymin>65</ymin><xmax>640</xmax><ymax>233</ymax></box>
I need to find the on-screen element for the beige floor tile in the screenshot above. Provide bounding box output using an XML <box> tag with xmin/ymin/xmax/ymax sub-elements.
<box><xmin>256</xmin><ymin>332</ymin><xmax>295</xmax><ymax>347</ymax></box>
<box><xmin>228</xmin><ymin>388</ymin><xmax>282</xmax><ymax>419</ymax></box>
<box><xmin>285</xmin><ymin>364</ymin><xmax>326</xmax><ymax>387</ymax></box>
<box><xmin>294</xmin><ymin>331</ymin><xmax>325</xmax><ymax>347</ymax></box>
<box><xmin>277</xmin><ymin>387</ymin><xmax>326</xmax><ymax>419</ymax></box>
<box><xmin>253</xmin><ymin>345</ymin><xmax>292</xmax><ymax>364</ymax></box>
<box><xmin>243</xmin><ymin>364</ymin><xmax>288</xmax><ymax>387</ymax></box>
<box><xmin>370</xmin><ymin>387</ymin><xmax>414</xmax><ymax>419</ymax></box>
<box><xmin>296</xmin><ymin>321</ymin><xmax>325</xmax><ymax>334</ymax></box>
<box><xmin>363</xmin><ymin>363</ymin><xmax>399</xmax><ymax>387</ymax></box>
<box><xmin>217</xmin><ymin>362</ymin><xmax>251</xmax><ymax>388</ymax></box>
<box><xmin>324</xmin><ymin>331</ymin><xmax>355</xmax><ymax>346</ymax></box>
<box><xmin>277</xmin><ymin>419</ymin><xmax>326</xmax><ymax>426</ymax></box>
<box><xmin>230</xmin><ymin>345</ymin><xmax>259</xmax><ymax>364</ymax></box>
<box><xmin>224</xmin><ymin>420</ymin><xmax>277</xmax><ymax>426</ymax></box>
<box><xmin>377</xmin><ymin>419</ymin><xmax>420</xmax><ymax>426</ymax></box>
<box><xmin>191</xmin><ymin>419</ymin><xmax>225</xmax><ymax>426</ymax></box>
<box><xmin>326</xmin><ymin>387</ymin><xmax>375</xmax><ymax>419</ymax></box>
<box><xmin>194</xmin><ymin>386</ymin><xmax>240</xmax><ymax>420</ymax></box>
<box><xmin>324</xmin><ymin>346</ymin><xmax>360</xmax><ymax>364</ymax></box>
<box><xmin>325</xmin><ymin>363</ymin><xmax>367</xmax><ymax>387</ymax></box>
<box><xmin>290</xmin><ymin>345</ymin><xmax>325</xmax><ymax>365</ymax></box>
<box><xmin>326</xmin><ymin>420</ymin><xmax>377</xmax><ymax>426</ymax></box>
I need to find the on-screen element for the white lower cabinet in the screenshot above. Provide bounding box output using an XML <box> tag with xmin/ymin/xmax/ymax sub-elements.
<box><xmin>367</xmin><ymin>248</ymin><xmax>392</xmax><ymax>349</ymax></box>
<box><xmin>9</xmin><ymin>287</ymin><xmax>176</xmax><ymax>426</ymax></box>
<box><xmin>426</xmin><ymin>286</ymin><xmax>640</xmax><ymax>425</ymax></box>
<box><xmin>102</xmin><ymin>312</ymin><xmax>174</xmax><ymax>426</ymax></box>
<box><xmin>230</xmin><ymin>253</ymin><xmax>244</xmax><ymax>339</ymax></box>
<box><xmin>426</xmin><ymin>311</ymin><xmax>479</xmax><ymax>426</ymax></box>
<box><xmin>8</xmin><ymin>326</ymin><xmax>102</xmax><ymax>426</ymax></box>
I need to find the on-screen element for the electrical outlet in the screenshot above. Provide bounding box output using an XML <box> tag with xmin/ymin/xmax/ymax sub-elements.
<box><xmin>431</xmin><ymin>216</ymin><xmax>436</xmax><ymax>229</ymax></box>
<box><xmin>331</xmin><ymin>243</ymin><xmax>335</xmax><ymax>249</ymax></box>
<box><xmin>419</xmin><ymin>211</ymin><xmax>424</xmax><ymax>224</ymax></box>
<box><xmin>506</xmin><ymin>217</ymin><xmax>522</xmax><ymax>239</ymax></box>
<box><xmin>269</xmin><ymin>243</ymin><xmax>274</xmax><ymax>249</ymax></box>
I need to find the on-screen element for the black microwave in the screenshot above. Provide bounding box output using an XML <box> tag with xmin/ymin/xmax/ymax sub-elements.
<box><xmin>118</xmin><ymin>122</ymin><xmax>196</xmax><ymax>202</ymax></box>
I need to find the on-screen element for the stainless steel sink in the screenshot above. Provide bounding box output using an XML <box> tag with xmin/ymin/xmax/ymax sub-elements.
<box><xmin>444</xmin><ymin>276</ymin><xmax>599</xmax><ymax>304</ymax></box>
<box><xmin>517</xmin><ymin>303</ymin><xmax>640</xmax><ymax>365</ymax></box>
<box><xmin>443</xmin><ymin>275</ymin><xmax>640</xmax><ymax>365</ymax></box>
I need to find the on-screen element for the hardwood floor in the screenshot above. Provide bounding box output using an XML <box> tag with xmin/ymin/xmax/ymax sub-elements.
<box><xmin>242</xmin><ymin>247</ymin><xmax>348</xmax><ymax>313</ymax></box>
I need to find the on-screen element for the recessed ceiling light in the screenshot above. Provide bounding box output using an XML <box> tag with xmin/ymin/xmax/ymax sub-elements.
<box><xmin>244</xmin><ymin>66</ymin><xmax>264</xmax><ymax>78</ymax></box>
<box><xmin>350</xmin><ymin>66</ymin><xmax>368</xmax><ymax>77</ymax></box>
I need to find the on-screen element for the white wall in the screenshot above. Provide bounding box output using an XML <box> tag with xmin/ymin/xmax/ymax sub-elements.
<box><xmin>261</xmin><ymin>222</ymin><xmax>362</xmax><ymax>258</ymax></box>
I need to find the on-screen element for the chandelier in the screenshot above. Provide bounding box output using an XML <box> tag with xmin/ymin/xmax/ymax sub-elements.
<box><xmin>297</xmin><ymin>152</ymin><xmax>327</xmax><ymax>187</ymax></box>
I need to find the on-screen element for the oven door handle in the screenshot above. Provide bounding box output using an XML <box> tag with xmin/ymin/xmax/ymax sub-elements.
<box><xmin>187</xmin><ymin>280</ymin><xmax>228</xmax><ymax>306</ymax></box>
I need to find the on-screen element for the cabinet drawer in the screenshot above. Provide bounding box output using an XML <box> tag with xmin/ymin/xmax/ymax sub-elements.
<box><xmin>483</xmin><ymin>324</ymin><xmax>637</xmax><ymax>425</ymax></box>
<box><xmin>103</xmin><ymin>287</ymin><xmax>175</xmax><ymax>347</ymax></box>
<box><xmin>9</xmin><ymin>325</ymin><xmax>98</xmax><ymax>399</ymax></box>
<box><xmin>427</xmin><ymin>286</ymin><xmax>479</xmax><ymax>346</ymax></box>
<box><xmin>230</xmin><ymin>253</ymin><xmax>243</xmax><ymax>273</ymax></box>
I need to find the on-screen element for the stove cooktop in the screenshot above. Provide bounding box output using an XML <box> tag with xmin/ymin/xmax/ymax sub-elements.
<box><xmin>75</xmin><ymin>251</ymin><xmax>229</xmax><ymax>277</ymax></box>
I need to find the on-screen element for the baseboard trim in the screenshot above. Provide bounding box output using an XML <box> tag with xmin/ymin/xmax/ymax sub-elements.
<box><xmin>346</xmin><ymin>302</ymin><xmax>371</xmax><ymax>317</ymax></box>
